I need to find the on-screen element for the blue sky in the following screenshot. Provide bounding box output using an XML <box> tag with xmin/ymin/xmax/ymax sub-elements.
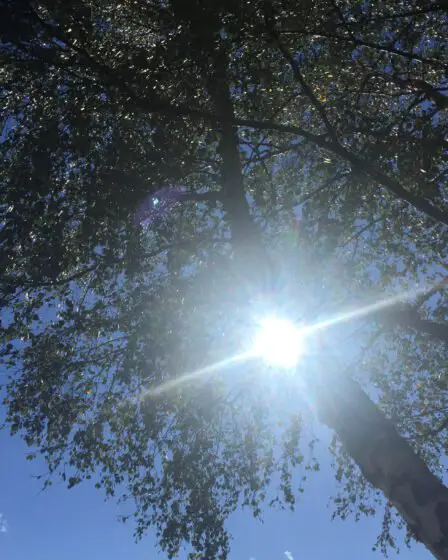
<box><xmin>0</xmin><ymin>423</ymin><xmax>432</xmax><ymax>560</ymax></box>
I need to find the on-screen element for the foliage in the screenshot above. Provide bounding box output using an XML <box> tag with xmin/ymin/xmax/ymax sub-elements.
<box><xmin>1</xmin><ymin>0</ymin><xmax>447</xmax><ymax>557</ymax></box>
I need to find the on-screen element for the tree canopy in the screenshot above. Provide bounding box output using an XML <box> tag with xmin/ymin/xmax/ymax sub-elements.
<box><xmin>1</xmin><ymin>1</ymin><xmax>447</xmax><ymax>558</ymax></box>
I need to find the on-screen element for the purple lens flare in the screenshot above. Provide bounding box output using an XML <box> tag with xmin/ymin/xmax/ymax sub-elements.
<box><xmin>134</xmin><ymin>187</ymin><xmax>189</xmax><ymax>226</ymax></box>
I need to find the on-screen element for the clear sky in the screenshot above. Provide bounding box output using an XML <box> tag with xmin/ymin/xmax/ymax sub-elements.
<box><xmin>0</xmin><ymin>422</ymin><xmax>432</xmax><ymax>560</ymax></box>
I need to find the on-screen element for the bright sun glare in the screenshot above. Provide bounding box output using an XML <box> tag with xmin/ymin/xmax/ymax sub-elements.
<box><xmin>137</xmin><ymin>282</ymin><xmax>440</xmax><ymax>398</ymax></box>
<box><xmin>252</xmin><ymin>317</ymin><xmax>304</xmax><ymax>368</ymax></box>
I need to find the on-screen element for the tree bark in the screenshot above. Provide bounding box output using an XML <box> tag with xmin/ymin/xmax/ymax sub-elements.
<box><xmin>314</xmin><ymin>372</ymin><xmax>448</xmax><ymax>560</ymax></box>
<box><xmin>379</xmin><ymin>306</ymin><xmax>448</xmax><ymax>345</ymax></box>
<box><xmin>208</xmin><ymin>50</ymin><xmax>272</xmax><ymax>290</ymax></box>
<box><xmin>395</xmin><ymin>313</ymin><xmax>448</xmax><ymax>345</ymax></box>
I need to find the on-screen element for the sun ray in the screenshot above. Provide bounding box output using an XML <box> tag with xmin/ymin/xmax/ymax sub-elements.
<box><xmin>140</xmin><ymin>352</ymin><xmax>253</xmax><ymax>399</ymax></box>
<box><xmin>304</xmin><ymin>283</ymin><xmax>433</xmax><ymax>336</ymax></box>
<box><xmin>130</xmin><ymin>280</ymin><xmax>444</xmax><ymax>401</ymax></box>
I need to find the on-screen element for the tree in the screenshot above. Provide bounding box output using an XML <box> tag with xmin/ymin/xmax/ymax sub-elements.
<box><xmin>1</xmin><ymin>0</ymin><xmax>447</xmax><ymax>558</ymax></box>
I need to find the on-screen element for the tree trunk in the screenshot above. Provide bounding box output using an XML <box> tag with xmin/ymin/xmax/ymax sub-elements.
<box><xmin>379</xmin><ymin>305</ymin><xmax>448</xmax><ymax>345</ymax></box>
<box><xmin>314</xmin><ymin>373</ymin><xmax>448</xmax><ymax>560</ymax></box>
<box><xmin>205</xmin><ymin>34</ymin><xmax>448</xmax><ymax>560</ymax></box>
<box><xmin>208</xmin><ymin>50</ymin><xmax>272</xmax><ymax>291</ymax></box>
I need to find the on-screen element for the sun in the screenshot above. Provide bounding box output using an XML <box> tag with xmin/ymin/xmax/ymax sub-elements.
<box><xmin>251</xmin><ymin>317</ymin><xmax>304</xmax><ymax>368</ymax></box>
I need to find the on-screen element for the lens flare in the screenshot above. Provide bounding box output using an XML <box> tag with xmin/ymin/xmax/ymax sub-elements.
<box><xmin>142</xmin><ymin>352</ymin><xmax>251</xmax><ymax>398</ymax></box>
<box><xmin>252</xmin><ymin>317</ymin><xmax>304</xmax><ymax>368</ymax></box>
<box><xmin>128</xmin><ymin>281</ymin><xmax>444</xmax><ymax>400</ymax></box>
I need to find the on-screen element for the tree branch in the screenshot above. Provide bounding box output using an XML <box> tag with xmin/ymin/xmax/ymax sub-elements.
<box><xmin>25</xmin><ymin>8</ymin><xmax>448</xmax><ymax>227</ymax></box>
<box><xmin>263</xmin><ymin>1</ymin><xmax>339</xmax><ymax>143</ymax></box>
<box><xmin>281</xmin><ymin>29</ymin><xmax>448</xmax><ymax>70</ymax></box>
<box><xmin>366</xmin><ymin>71</ymin><xmax>448</xmax><ymax>111</ymax></box>
<box><xmin>359</xmin><ymin>5</ymin><xmax>445</xmax><ymax>24</ymax></box>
